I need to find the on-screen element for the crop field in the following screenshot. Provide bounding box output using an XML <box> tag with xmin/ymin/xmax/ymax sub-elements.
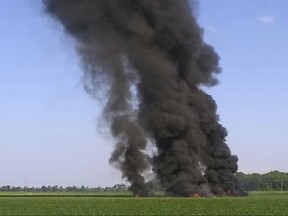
<box><xmin>0</xmin><ymin>192</ymin><xmax>287</xmax><ymax>216</ymax></box>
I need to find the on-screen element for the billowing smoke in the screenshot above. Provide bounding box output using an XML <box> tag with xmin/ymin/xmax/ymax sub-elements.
<box><xmin>44</xmin><ymin>0</ymin><xmax>246</xmax><ymax>197</ymax></box>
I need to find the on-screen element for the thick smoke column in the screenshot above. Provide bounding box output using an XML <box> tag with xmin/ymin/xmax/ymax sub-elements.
<box><xmin>44</xmin><ymin>0</ymin><xmax>246</xmax><ymax>196</ymax></box>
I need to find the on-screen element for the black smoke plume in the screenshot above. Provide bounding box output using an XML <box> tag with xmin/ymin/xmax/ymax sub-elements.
<box><xmin>44</xmin><ymin>0</ymin><xmax>246</xmax><ymax>197</ymax></box>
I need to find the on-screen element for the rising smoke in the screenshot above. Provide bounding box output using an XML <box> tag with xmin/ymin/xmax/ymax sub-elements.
<box><xmin>44</xmin><ymin>0</ymin><xmax>246</xmax><ymax>197</ymax></box>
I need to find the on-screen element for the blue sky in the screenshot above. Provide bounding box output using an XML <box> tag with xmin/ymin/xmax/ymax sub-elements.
<box><xmin>0</xmin><ymin>0</ymin><xmax>287</xmax><ymax>187</ymax></box>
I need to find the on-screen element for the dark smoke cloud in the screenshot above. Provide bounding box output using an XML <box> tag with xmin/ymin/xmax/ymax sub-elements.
<box><xmin>44</xmin><ymin>0</ymin><xmax>246</xmax><ymax>196</ymax></box>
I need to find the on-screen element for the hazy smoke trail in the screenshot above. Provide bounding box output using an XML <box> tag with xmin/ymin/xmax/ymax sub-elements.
<box><xmin>44</xmin><ymin>0</ymin><xmax>246</xmax><ymax>196</ymax></box>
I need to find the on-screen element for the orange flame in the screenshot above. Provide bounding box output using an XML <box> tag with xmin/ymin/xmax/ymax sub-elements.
<box><xmin>192</xmin><ymin>193</ymin><xmax>201</xmax><ymax>198</ymax></box>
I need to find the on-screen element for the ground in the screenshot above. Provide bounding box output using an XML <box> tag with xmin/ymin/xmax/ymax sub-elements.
<box><xmin>0</xmin><ymin>191</ymin><xmax>287</xmax><ymax>215</ymax></box>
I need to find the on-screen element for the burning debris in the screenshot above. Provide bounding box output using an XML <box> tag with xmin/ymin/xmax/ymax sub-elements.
<box><xmin>44</xmin><ymin>0</ymin><xmax>247</xmax><ymax>197</ymax></box>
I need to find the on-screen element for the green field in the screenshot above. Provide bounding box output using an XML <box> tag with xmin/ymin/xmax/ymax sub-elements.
<box><xmin>0</xmin><ymin>192</ymin><xmax>287</xmax><ymax>216</ymax></box>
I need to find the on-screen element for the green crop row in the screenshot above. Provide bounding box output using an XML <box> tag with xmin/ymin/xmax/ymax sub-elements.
<box><xmin>0</xmin><ymin>194</ymin><xmax>287</xmax><ymax>215</ymax></box>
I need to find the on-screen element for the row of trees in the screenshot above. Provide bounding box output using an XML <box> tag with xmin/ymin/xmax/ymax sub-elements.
<box><xmin>0</xmin><ymin>184</ymin><xmax>129</xmax><ymax>192</ymax></box>
<box><xmin>236</xmin><ymin>171</ymin><xmax>288</xmax><ymax>191</ymax></box>
<box><xmin>1</xmin><ymin>171</ymin><xmax>287</xmax><ymax>192</ymax></box>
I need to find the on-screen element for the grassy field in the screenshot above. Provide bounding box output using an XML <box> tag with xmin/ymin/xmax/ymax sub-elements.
<box><xmin>0</xmin><ymin>191</ymin><xmax>287</xmax><ymax>216</ymax></box>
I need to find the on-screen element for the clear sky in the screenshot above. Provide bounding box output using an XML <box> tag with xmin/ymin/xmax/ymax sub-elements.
<box><xmin>0</xmin><ymin>0</ymin><xmax>287</xmax><ymax>187</ymax></box>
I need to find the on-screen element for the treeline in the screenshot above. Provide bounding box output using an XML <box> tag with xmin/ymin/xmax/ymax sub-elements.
<box><xmin>0</xmin><ymin>184</ymin><xmax>129</xmax><ymax>193</ymax></box>
<box><xmin>236</xmin><ymin>171</ymin><xmax>288</xmax><ymax>191</ymax></box>
<box><xmin>1</xmin><ymin>171</ymin><xmax>288</xmax><ymax>192</ymax></box>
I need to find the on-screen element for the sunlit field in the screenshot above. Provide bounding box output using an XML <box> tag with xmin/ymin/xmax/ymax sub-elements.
<box><xmin>0</xmin><ymin>192</ymin><xmax>287</xmax><ymax>216</ymax></box>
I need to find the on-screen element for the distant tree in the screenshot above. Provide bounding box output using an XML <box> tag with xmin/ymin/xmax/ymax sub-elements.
<box><xmin>41</xmin><ymin>185</ymin><xmax>47</xmax><ymax>192</ymax></box>
<box><xmin>236</xmin><ymin>171</ymin><xmax>288</xmax><ymax>191</ymax></box>
<box><xmin>1</xmin><ymin>185</ymin><xmax>11</xmax><ymax>191</ymax></box>
<box><xmin>52</xmin><ymin>185</ymin><xmax>58</xmax><ymax>191</ymax></box>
